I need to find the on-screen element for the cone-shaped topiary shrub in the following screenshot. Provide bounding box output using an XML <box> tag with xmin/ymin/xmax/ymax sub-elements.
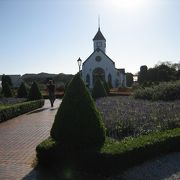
<box><xmin>103</xmin><ymin>81</ymin><xmax>110</xmax><ymax>95</ymax></box>
<box><xmin>3</xmin><ymin>82</ymin><xmax>13</xmax><ymax>97</ymax></box>
<box><xmin>108</xmin><ymin>81</ymin><xmax>113</xmax><ymax>89</ymax></box>
<box><xmin>17</xmin><ymin>82</ymin><xmax>28</xmax><ymax>98</ymax></box>
<box><xmin>50</xmin><ymin>73</ymin><xmax>106</xmax><ymax>151</ymax></box>
<box><xmin>92</xmin><ymin>79</ymin><xmax>107</xmax><ymax>100</ymax></box>
<box><xmin>28</xmin><ymin>82</ymin><xmax>42</xmax><ymax>100</ymax></box>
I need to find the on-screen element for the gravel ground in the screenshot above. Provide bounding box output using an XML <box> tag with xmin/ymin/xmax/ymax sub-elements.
<box><xmin>112</xmin><ymin>152</ymin><xmax>180</xmax><ymax>180</ymax></box>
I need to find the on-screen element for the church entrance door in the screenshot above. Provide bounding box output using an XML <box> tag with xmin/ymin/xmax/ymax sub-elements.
<box><xmin>93</xmin><ymin>68</ymin><xmax>105</xmax><ymax>86</ymax></box>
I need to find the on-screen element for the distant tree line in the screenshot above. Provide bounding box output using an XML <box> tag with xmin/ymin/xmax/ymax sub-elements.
<box><xmin>138</xmin><ymin>62</ymin><xmax>180</xmax><ymax>85</ymax></box>
<box><xmin>0</xmin><ymin>76</ymin><xmax>42</xmax><ymax>101</ymax></box>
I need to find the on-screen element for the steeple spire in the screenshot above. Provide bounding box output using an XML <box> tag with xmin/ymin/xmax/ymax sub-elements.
<box><xmin>93</xmin><ymin>18</ymin><xmax>106</xmax><ymax>53</ymax></box>
<box><xmin>98</xmin><ymin>15</ymin><xmax>100</xmax><ymax>30</ymax></box>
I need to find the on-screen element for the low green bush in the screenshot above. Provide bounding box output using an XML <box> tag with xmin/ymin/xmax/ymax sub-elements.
<box><xmin>133</xmin><ymin>87</ymin><xmax>154</xmax><ymax>100</ymax></box>
<box><xmin>36</xmin><ymin>128</ymin><xmax>180</xmax><ymax>176</ymax></box>
<box><xmin>134</xmin><ymin>80</ymin><xmax>180</xmax><ymax>101</ymax></box>
<box><xmin>0</xmin><ymin>99</ymin><xmax>44</xmax><ymax>122</ymax></box>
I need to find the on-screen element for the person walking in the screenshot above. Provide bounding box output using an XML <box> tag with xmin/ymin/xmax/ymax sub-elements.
<box><xmin>47</xmin><ymin>80</ymin><xmax>56</xmax><ymax>107</ymax></box>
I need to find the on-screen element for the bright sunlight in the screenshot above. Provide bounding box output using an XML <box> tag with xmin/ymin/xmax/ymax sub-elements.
<box><xmin>106</xmin><ymin>0</ymin><xmax>148</xmax><ymax>12</ymax></box>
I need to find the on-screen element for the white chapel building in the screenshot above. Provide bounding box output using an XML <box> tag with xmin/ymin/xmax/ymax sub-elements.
<box><xmin>81</xmin><ymin>27</ymin><xmax>126</xmax><ymax>89</ymax></box>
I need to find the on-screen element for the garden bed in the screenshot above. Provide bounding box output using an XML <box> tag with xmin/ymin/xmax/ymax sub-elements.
<box><xmin>35</xmin><ymin>94</ymin><xmax>180</xmax><ymax>178</ymax></box>
<box><xmin>96</xmin><ymin>96</ymin><xmax>180</xmax><ymax>139</ymax></box>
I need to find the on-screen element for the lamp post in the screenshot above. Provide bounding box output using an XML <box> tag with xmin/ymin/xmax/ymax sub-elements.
<box><xmin>77</xmin><ymin>57</ymin><xmax>82</xmax><ymax>73</ymax></box>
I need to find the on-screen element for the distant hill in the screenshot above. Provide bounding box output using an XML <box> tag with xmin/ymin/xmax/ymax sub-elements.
<box><xmin>0</xmin><ymin>73</ymin><xmax>74</xmax><ymax>88</ymax></box>
<box><xmin>22</xmin><ymin>72</ymin><xmax>74</xmax><ymax>85</ymax></box>
<box><xmin>22</xmin><ymin>72</ymin><xmax>57</xmax><ymax>80</ymax></box>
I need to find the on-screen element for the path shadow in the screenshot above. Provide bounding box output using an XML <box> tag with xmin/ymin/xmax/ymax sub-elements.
<box><xmin>27</xmin><ymin>108</ymin><xmax>49</xmax><ymax>115</ymax></box>
<box><xmin>22</xmin><ymin>168</ymin><xmax>57</xmax><ymax>180</ymax></box>
<box><xmin>22</xmin><ymin>152</ymin><xmax>180</xmax><ymax>180</ymax></box>
<box><xmin>22</xmin><ymin>167</ymin><xmax>107</xmax><ymax>180</ymax></box>
<box><xmin>120</xmin><ymin>152</ymin><xmax>180</xmax><ymax>180</ymax></box>
<box><xmin>49</xmin><ymin>107</ymin><xmax>58</xmax><ymax>111</ymax></box>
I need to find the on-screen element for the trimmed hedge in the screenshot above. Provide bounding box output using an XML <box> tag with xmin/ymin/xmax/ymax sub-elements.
<box><xmin>36</xmin><ymin>128</ymin><xmax>180</xmax><ymax>176</ymax></box>
<box><xmin>0</xmin><ymin>99</ymin><xmax>44</xmax><ymax>122</ymax></box>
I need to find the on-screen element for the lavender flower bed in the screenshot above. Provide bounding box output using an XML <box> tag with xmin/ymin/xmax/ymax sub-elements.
<box><xmin>96</xmin><ymin>96</ymin><xmax>180</xmax><ymax>139</ymax></box>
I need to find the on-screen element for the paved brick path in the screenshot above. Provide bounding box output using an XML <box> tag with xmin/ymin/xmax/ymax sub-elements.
<box><xmin>0</xmin><ymin>99</ymin><xmax>61</xmax><ymax>180</ymax></box>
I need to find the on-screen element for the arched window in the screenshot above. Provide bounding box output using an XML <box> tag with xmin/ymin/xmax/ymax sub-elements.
<box><xmin>86</xmin><ymin>74</ymin><xmax>90</xmax><ymax>88</ymax></box>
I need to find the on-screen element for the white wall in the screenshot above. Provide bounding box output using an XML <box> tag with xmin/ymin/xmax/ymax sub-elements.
<box><xmin>82</xmin><ymin>50</ymin><xmax>117</xmax><ymax>88</ymax></box>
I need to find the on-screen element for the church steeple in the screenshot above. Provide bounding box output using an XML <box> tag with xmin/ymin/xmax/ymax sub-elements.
<box><xmin>93</xmin><ymin>27</ymin><xmax>106</xmax><ymax>53</ymax></box>
<box><xmin>93</xmin><ymin>28</ymin><xmax>106</xmax><ymax>41</ymax></box>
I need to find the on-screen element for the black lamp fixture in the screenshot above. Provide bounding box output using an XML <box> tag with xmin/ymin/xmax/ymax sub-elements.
<box><xmin>77</xmin><ymin>57</ymin><xmax>82</xmax><ymax>72</ymax></box>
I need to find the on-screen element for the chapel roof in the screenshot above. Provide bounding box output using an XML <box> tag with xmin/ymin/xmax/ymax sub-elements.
<box><xmin>93</xmin><ymin>28</ymin><xmax>106</xmax><ymax>41</ymax></box>
<box><xmin>82</xmin><ymin>48</ymin><xmax>115</xmax><ymax>66</ymax></box>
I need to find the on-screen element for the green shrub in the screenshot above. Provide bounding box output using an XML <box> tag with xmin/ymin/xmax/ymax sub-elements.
<box><xmin>0</xmin><ymin>99</ymin><xmax>44</xmax><ymax>122</ymax></box>
<box><xmin>133</xmin><ymin>87</ymin><xmax>154</xmax><ymax>100</ymax></box>
<box><xmin>50</xmin><ymin>74</ymin><xmax>106</xmax><ymax>151</ymax></box>
<box><xmin>28</xmin><ymin>82</ymin><xmax>42</xmax><ymax>100</ymax></box>
<box><xmin>1</xmin><ymin>75</ymin><xmax>12</xmax><ymax>94</ymax></box>
<box><xmin>108</xmin><ymin>81</ymin><xmax>113</xmax><ymax>89</ymax></box>
<box><xmin>152</xmin><ymin>82</ymin><xmax>180</xmax><ymax>101</ymax></box>
<box><xmin>103</xmin><ymin>81</ymin><xmax>110</xmax><ymax>95</ymax></box>
<box><xmin>3</xmin><ymin>82</ymin><xmax>13</xmax><ymax>97</ymax></box>
<box><xmin>37</xmin><ymin>128</ymin><xmax>180</xmax><ymax>176</ymax></box>
<box><xmin>134</xmin><ymin>80</ymin><xmax>180</xmax><ymax>101</ymax></box>
<box><xmin>92</xmin><ymin>79</ymin><xmax>107</xmax><ymax>100</ymax></box>
<box><xmin>17</xmin><ymin>82</ymin><xmax>28</xmax><ymax>98</ymax></box>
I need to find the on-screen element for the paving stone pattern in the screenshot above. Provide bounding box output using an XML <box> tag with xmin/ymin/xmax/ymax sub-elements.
<box><xmin>0</xmin><ymin>99</ymin><xmax>61</xmax><ymax>180</ymax></box>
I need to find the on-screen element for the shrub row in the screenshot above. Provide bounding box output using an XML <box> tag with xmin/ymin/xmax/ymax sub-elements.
<box><xmin>36</xmin><ymin>128</ymin><xmax>180</xmax><ymax>176</ymax></box>
<box><xmin>0</xmin><ymin>99</ymin><xmax>44</xmax><ymax>122</ymax></box>
<box><xmin>134</xmin><ymin>80</ymin><xmax>180</xmax><ymax>101</ymax></box>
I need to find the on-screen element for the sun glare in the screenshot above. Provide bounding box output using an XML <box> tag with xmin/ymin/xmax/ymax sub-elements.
<box><xmin>107</xmin><ymin>0</ymin><xmax>146</xmax><ymax>12</ymax></box>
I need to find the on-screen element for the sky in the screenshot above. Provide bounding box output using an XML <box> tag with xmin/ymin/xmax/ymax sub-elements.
<box><xmin>0</xmin><ymin>0</ymin><xmax>180</xmax><ymax>75</ymax></box>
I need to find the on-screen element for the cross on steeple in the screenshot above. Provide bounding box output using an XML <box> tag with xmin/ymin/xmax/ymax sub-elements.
<box><xmin>98</xmin><ymin>15</ymin><xmax>100</xmax><ymax>30</ymax></box>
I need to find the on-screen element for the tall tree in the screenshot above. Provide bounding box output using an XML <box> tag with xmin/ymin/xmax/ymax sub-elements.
<box><xmin>1</xmin><ymin>75</ymin><xmax>12</xmax><ymax>93</ymax></box>
<box><xmin>126</xmin><ymin>73</ymin><xmax>134</xmax><ymax>87</ymax></box>
<box><xmin>138</xmin><ymin>65</ymin><xmax>148</xmax><ymax>84</ymax></box>
<box><xmin>17</xmin><ymin>82</ymin><xmax>28</xmax><ymax>98</ymax></box>
<box><xmin>3</xmin><ymin>82</ymin><xmax>13</xmax><ymax>97</ymax></box>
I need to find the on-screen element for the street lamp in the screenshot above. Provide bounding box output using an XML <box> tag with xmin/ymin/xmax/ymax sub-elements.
<box><xmin>77</xmin><ymin>57</ymin><xmax>82</xmax><ymax>73</ymax></box>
